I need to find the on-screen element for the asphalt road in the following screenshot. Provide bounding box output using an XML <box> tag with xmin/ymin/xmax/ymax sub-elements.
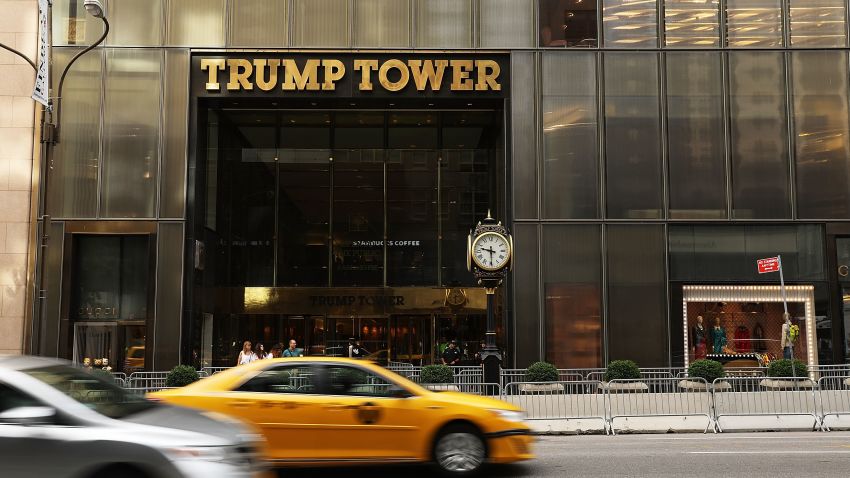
<box><xmin>279</xmin><ymin>432</ymin><xmax>850</xmax><ymax>477</ymax></box>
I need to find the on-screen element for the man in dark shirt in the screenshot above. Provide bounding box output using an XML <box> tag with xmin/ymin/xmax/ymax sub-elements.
<box><xmin>441</xmin><ymin>340</ymin><xmax>461</xmax><ymax>366</ymax></box>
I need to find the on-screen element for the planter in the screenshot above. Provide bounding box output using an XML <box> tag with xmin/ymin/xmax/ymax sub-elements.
<box><xmin>424</xmin><ymin>384</ymin><xmax>459</xmax><ymax>392</ymax></box>
<box><xmin>759</xmin><ymin>379</ymin><xmax>815</xmax><ymax>390</ymax></box>
<box><xmin>845</xmin><ymin>378</ymin><xmax>850</xmax><ymax>388</ymax></box>
<box><xmin>599</xmin><ymin>382</ymin><xmax>649</xmax><ymax>393</ymax></box>
<box><xmin>678</xmin><ymin>380</ymin><xmax>731</xmax><ymax>391</ymax></box>
<box><xmin>519</xmin><ymin>383</ymin><xmax>564</xmax><ymax>394</ymax></box>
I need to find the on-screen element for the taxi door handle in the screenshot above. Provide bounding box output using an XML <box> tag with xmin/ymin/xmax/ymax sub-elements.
<box><xmin>324</xmin><ymin>403</ymin><xmax>353</xmax><ymax>411</ymax></box>
<box><xmin>230</xmin><ymin>400</ymin><xmax>254</xmax><ymax>408</ymax></box>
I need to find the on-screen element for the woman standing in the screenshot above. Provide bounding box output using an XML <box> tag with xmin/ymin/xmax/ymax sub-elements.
<box><xmin>256</xmin><ymin>343</ymin><xmax>271</xmax><ymax>359</ymax></box>
<box><xmin>237</xmin><ymin>341</ymin><xmax>257</xmax><ymax>365</ymax></box>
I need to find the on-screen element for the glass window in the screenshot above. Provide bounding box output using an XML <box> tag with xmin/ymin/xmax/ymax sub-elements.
<box><xmin>603</xmin><ymin>52</ymin><xmax>662</xmax><ymax>219</ymax></box>
<box><xmin>539</xmin><ymin>0</ymin><xmax>598</xmax><ymax>47</ymax></box>
<box><xmin>793</xmin><ymin>51</ymin><xmax>850</xmax><ymax>219</ymax></box>
<box><xmin>513</xmin><ymin>224</ymin><xmax>540</xmax><ymax>367</ymax></box>
<box><xmin>238</xmin><ymin>365</ymin><xmax>318</xmax><ymax>394</ymax></box>
<box><xmin>726</xmin><ymin>0</ymin><xmax>782</xmax><ymax>47</ymax></box>
<box><xmin>602</xmin><ymin>0</ymin><xmax>658</xmax><ymax>48</ymax></box>
<box><xmin>101</xmin><ymin>49</ymin><xmax>162</xmax><ymax>218</ymax></box>
<box><xmin>512</xmin><ymin>53</ymin><xmax>537</xmax><ymax>220</ymax></box>
<box><xmin>333</xmin><ymin>156</ymin><xmax>384</xmax><ymax>286</ymax></box>
<box><xmin>161</xmin><ymin>49</ymin><xmax>189</xmax><ymax>219</ymax></box>
<box><xmin>229</xmin><ymin>0</ymin><xmax>289</xmax><ymax>47</ymax></box>
<box><xmin>292</xmin><ymin>0</ymin><xmax>350</xmax><ymax>47</ymax></box>
<box><xmin>606</xmin><ymin>225</ymin><xmax>667</xmax><ymax>366</ymax></box>
<box><xmin>165</xmin><ymin>0</ymin><xmax>226</xmax><ymax>47</ymax></box>
<box><xmin>542</xmin><ymin>52</ymin><xmax>599</xmax><ymax>219</ymax></box>
<box><xmin>417</xmin><ymin>0</ymin><xmax>472</xmax><ymax>48</ymax></box>
<box><xmin>544</xmin><ymin>225</ymin><xmax>602</xmax><ymax>369</ymax></box>
<box><xmin>107</xmin><ymin>0</ymin><xmax>163</xmax><ymax>46</ymax></box>
<box><xmin>387</xmin><ymin>150</ymin><xmax>438</xmax><ymax>286</ymax></box>
<box><xmin>664</xmin><ymin>0</ymin><xmax>720</xmax><ymax>47</ymax></box>
<box><xmin>789</xmin><ymin>0</ymin><xmax>847</xmax><ymax>47</ymax></box>
<box><xmin>72</xmin><ymin>235</ymin><xmax>150</xmax><ymax>321</ymax></box>
<box><xmin>325</xmin><ymin>366</ymin><xmax>396</xmax><ymax>397</ymax></box>
<box><xmin>479</xmin><ymin>0</ymin><xmax>534</xmax><ymax>48</ymax></box>
<box><xmin>729</xmin><ymin>52</ymin><xmax>790</xmax><ymax>219</ymax></box>
<box><xmin>52</xmin><ymin>0</ymin><xmax>106</xmax><ymax>46</ymax></box>
<box><xmin>669</xmin><ymin>225</ymin><xmax>826</xmax><ymax>282</ymax></box>
<box><xmin>47</xmin><ymin>48</ymin><xmax>100</xmax><ymax>218</ymax></box>
<box><xmin>0</xmin><ymin>383</ymin><xmax>42</xmax><ymax>413</ymax></box>
<box><xmin>665</xmin><ymin>52</ymin><xmax>727</xmax><ymax>219</ymax></box>
<box><xmin>354</xmin><ymin>0</ymin><xmax>410</xmax><ymax>48</ymax></box>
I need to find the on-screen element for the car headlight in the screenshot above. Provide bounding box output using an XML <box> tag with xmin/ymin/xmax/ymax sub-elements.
<box><xmin>163</xmin><ymin>446</ymin><xmax>231</xmax><ymax>463</ymax></box>
<box><xmin>489</xmin><ymin>409</ymin><xmax>527</xmax><ymax>423</ymax></box>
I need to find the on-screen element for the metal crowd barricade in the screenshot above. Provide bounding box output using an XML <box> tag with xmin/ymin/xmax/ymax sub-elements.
<box><xmin>712</xmin><ymin>376</ymin><xmax>821</xmax><ymax>432</ymax></box>
<box><xmin>453</xmin><ymin>366</ymin><xmax>484</xmax><ymax>384</ymax></box>
<box><xmin>421</xmin><ymin>382</ymin><xmax>502</xmax><ymax>396</ymax></box>
<box><xmin>503</xmin><ymin>381</ymin><xmax>608</xmax><ymax>433</ymax></box>
<box><xmin>606</xmin><ymin>377</ymin><xmax>715</xmax><ymax>435</ymax></box>
<box><xmin>201</xmin><ymin>366</ymin><xmax>231</xmax><ymax>376</ymax></box>
<box><xmin>811</xmin><ymin>365</ymin><xmax>850</xmax><ymax>380</ymax></box>
<box><xmin>110</xmin><ymin>372</ymin><xmax>128</xmax><ymax>387</ymax></box>
<box><xmin>818</xmin><ymin>375</ymin><xmax>850</xmax><ymax>431</ymax></box>
<box><xmin>127</xmin><ymin>371</ymin><xmax>170</xmax><ymax>389</ymax></box>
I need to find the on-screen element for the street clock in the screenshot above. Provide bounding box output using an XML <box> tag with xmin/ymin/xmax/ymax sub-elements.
<box><xmin>467</xmin><ymin>212</ymin><xmax>513</xmax><ymax>289</ymax></box>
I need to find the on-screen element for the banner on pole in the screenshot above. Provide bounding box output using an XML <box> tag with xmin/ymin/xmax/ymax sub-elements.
<box><xmin>31</xmin><ymin>0</ymin><xmax>50</xmax><ymax>107</ymax></box>
<box><xmin>757</xmin><ymin>257</ymin><xmax>780</xmax><ymax>274</ymax></box>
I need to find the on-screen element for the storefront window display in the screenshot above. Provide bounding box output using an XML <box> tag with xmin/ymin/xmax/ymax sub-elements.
<box><xmin>682</xmin><ymin>285</ymin><xmax>818</xmax><ymax>370</ymax></box>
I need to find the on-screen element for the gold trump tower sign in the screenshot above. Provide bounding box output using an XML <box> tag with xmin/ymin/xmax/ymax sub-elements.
<box><xmin>192</xmin><ymin>54</ymin><xmax>509</xmax><ymax>98</ymax></box>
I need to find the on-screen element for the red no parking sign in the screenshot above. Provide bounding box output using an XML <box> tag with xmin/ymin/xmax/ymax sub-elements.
<box><xmin>757</xmin><ymin>257</ymin><xmax>780</xmax><ymax>274</ymax></box>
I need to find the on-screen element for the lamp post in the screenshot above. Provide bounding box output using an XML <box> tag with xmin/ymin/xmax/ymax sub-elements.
<box><xmin>0</xmin><ymin>0</ymin><xmax>108</xmax><ymax>354</ymax></box>
<box><xmin>467</xmin><ymin>212</ymin><xmax>513</xmax><ymax>385</ymax></box>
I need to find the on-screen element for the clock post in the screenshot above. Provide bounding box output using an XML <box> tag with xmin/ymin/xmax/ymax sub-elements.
<box><xmin>467</xmin><ymin>212</ymin><xmax>513</xmax><ymax>385</ymax></box>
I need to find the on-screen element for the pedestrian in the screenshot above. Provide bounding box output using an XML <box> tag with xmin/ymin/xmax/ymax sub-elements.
<box><xmin>236</xmin><ymin>341</ymin><xmax>256</xmax><ymax>365</ymax></box>
<box><xmin>257</xmin><ymin>344</ymin><xmax>272</xmax><ymax>360</ymax></box>
<box><xmin>350</xmin><ymin>339</ymin><xmax>369</xmax><ymax>359</ymax></box>
<box><xmin>474</xmin><ymin>340</ymin><xmax>486</xmax><ymax>363</ymax></box>
<box><xmin>441</xmin><ymin>340</ymin><xmax>461</xmax><ymax>366</ymax></box>
<box><xmin>283</xmin><ymin>339</ymin><xmax>302</xmax><ymax>357</ymax></box>
<box><xmin>270</xmin><ymin>343</ymin><xmax>283</xmax><ymax>358</ymax></box>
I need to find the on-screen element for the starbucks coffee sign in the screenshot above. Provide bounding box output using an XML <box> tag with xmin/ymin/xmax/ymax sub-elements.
<box><xmin>191</xmin><ymin>53</ymin><xmax>509</xmax><ymax>98</ymax></box>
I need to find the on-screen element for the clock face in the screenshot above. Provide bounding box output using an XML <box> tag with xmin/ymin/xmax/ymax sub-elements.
<box><xmin>471</xmin><ymin>232</ymin><xmax>511</xmax><ymax>271</ymax></box>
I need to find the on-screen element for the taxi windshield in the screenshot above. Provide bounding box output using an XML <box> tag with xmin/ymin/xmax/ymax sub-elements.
<box><xmin>22</xmin><ymin>365</ymin><xmax>156</xmax><ymax>419</ymax></box>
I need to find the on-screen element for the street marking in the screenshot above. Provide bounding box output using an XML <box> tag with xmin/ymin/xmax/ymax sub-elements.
<box><xmin>642</xmin><ymin>435</ymin><xmax>850</xmax><ymax>440</ymax></box>
<box><xmin>689</xmin><ymin>451</ymin><xmax>850</xmax><ymax>455</ymax></box>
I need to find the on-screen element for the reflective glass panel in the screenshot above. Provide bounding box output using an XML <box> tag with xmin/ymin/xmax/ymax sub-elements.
<box><xmin>542</xmin><ymin>53</ymin><xmax>599</xmax><ymax>219</ymax></box>
<box><xmin>664</xmin><ymin>0</ymin><xmax>720</xmax><ymax>47</ymax></box>
<box><xmin>229</xmin><ymin>0</ymin><xmax>289</xmax><ymax>47</ymax></box>
<box><xmin>726</xmin><ymin>0</ymin><xmax>782</xmax><ymax>47</ymax></box>
<box><xmin>513</xmin><ymin>224</ymin><xmax>540</xmax><ymax>367</ymax></box>
<box><xmin>789</xmin><ymin>0</ymin><xmax>847</xmax><ymax>47</ymax></box>
<box><xmin>544</xmin><ymin>225</ymin><xmax>602</xmax><ymax>369</ymax></box>
<box><xmin>293</xmin><ymin>0</ymin><xmax>350</xmax><ymax>47</ymax></box>
<box><xmin>793</xmin><ymin>51</ymin><xmax>850</xmax><ymax>219</ymax></box>
<box><xmin>165</xmin><ymin>0</ymin><xmax>226</xmax><ymax>47</ymax></box>
<box><xmin>161</xmin><ymin>49</ymin><xmax>189</xmax><ymax>219</ymax></box>
<box><xmin>52</xmin><ymin>0</ymin><xmax>105</xmax><ymax>46</ymax></box>
<box><xmin>604</xmin><ymin>52</ymin><xmax>663</xmax><ymax>219</ymax></box>
<box><xmin>107</xmin><ymin>0</ymin><xmax>163</xmax><ymax>46</ymax></box>
<box><xmin>417</xmin><ymin>0</ymin><xmax>472</xmax><ymax>48</ymax></box>
<box><xmin>606</xmin><ymin>225</ymin><xmax>667</xmax><ymax>366</ymax></box>
<box><xmin>539</xmin><ymin>0</ymin><xmax>598</xmax><ymax>47</ymax></box>
<box><xmin>602</xmin><ymin>0</ymin><xmax>658</xmax><ymax>48</ymax></box>
<box><xmin>101</xmin><ymin>49</ymin><xmax>161</xmax><ymax>218</ymax></box>
<box><xmin>729</xmin><ymin>52</ymin><xmax>790</xmax><ymax>219</ymax></box>
<box><xmin>354</xmin><ymin>0</ymin><xmax>410</xmax><ymax>47</ymax></box>
<box><xmin>479</xmin><ymin>0</ymin><xmax>534</xmax><ymax>48</ymax></box>
<box><xmin>48</xmin><ymin>48</ymin><xmax>100</xmax><ymax>218</ymax></box>
<box><xmin>665</xmin><ymin>52</ymin><xmax>727</xmax><ymax>219</ymax></box>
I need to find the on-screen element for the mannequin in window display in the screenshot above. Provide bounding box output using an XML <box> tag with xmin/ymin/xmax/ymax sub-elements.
<box><xmin>692</xmin><ymin>315</ymin><xmax>707</xmax><ymax>360</ymax></box>
<box><xmin>780</xmin><ymin>313</ymin><xmax>794</xmax><ymax>359</ymax></box>
<box><xmin>712</xmin><ymin>317</ymin><xmax>728</xmax><ymax>354</ymax></box>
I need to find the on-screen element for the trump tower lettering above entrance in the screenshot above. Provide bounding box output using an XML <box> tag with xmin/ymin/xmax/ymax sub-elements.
<box><xmin>193</xmin><ymin>54</ymin><xmax>509</xmax><ymax>98</ymax></box>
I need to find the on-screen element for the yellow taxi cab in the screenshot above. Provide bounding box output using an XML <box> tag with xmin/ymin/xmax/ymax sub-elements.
<box><xmin>150</xmin><ymin>358</ymin><xmax>533</xmax><ymax>475</ymax></box>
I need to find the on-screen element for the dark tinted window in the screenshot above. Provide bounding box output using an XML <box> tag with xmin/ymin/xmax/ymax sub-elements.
<box><xmin>0</xmin><ymin>383</ymin><xmax>42</xmax><ymax>413</ymax></box>
<box><xmin>324</xmin><ymin>366</ymin><xmax>395</xmax><ymax>397</ymax></box>
<box><xmin>238</xmin><ymin>365</ymin><xmax>318</xmax><ymax>394</ymax></box>
<box><xmin>513</xmin><ymin>224</ymin><xmax>540</xmax><ymax>367</ymax></box>
<box><xmin>539</xmin><ymin>0</ymin><xmax>598</xmax><ymax>47</ymax></box>
<box><xmin>72</xmin><ymin>235</ymin><xmax>150</xmax><ymax>320</ymax></box>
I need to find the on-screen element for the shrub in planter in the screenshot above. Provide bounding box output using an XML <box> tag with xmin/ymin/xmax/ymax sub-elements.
<box><xmin>688</xmin><ymin>359</ymin><xmax>725</xmax><ymax>384</ymax></box>
<box><xmin>526</xmin><ymin>361</ymin><xmax>558</xmax><ymax>383</ymax></box>
<box><xmin>420</xmin><ymin>364</ymin><xmax>454</xmax><ymax>384</ymax></box>
<box><xmin>767</xmin><ymin>359</ymin><xmax>808</xmax><ymax>378</ymax></box>
<box><xmin>604</xmin><ymin>360</ymin><xmax>640</xmax><ymax>382</ymax></box>
<box><xmin>165</xmin><ymin>365</ymin><xmax>200</xmax><ymax>387</ymax></box>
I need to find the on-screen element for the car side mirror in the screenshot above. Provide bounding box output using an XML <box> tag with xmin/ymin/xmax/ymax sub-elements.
<box><xmin>0</xmin><ymin>406</ymin><xmax>56</xmax><ymax>426</ymax></box>
<box><xmin>388</xmin><ymin>385</ymin><xmax>412</xmax><ymax>399</ymax></box>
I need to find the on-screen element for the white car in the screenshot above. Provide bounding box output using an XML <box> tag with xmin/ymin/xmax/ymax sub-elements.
<box><xmin>0</xmin><ymin>356</ymin><xmax>269</xmax><ymax>478</ymax></box>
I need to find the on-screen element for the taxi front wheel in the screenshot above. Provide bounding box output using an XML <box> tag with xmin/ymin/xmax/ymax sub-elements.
<box><xmin>433</xmin><ymin>424</ymin><xmax>486</xmax><ymax>476</ymax></box>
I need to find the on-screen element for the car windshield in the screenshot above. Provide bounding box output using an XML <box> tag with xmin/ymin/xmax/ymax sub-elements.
<box><xmin>21</xmin><ymin>365</ymin><xmax>156</xmax><ymax>419</ymax></box>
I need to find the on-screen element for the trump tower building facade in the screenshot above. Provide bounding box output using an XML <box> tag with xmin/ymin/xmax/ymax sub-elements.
<box><xmin>24</xmin><ymin>0</ymin><xmax>850</xmax><ymax>373</ymax></box>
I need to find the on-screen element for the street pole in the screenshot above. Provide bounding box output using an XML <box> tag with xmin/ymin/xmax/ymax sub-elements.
<box><xmin>777</xmin><ymin>255</ymin><xmax>796</xmax><ymax>380</ymax></box>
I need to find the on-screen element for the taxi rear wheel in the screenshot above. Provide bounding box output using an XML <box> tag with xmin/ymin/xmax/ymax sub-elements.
<box><xmin>432</xmin><ymin>424</ymin><xmax>486</xmax><ymax>476</ymax></box>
